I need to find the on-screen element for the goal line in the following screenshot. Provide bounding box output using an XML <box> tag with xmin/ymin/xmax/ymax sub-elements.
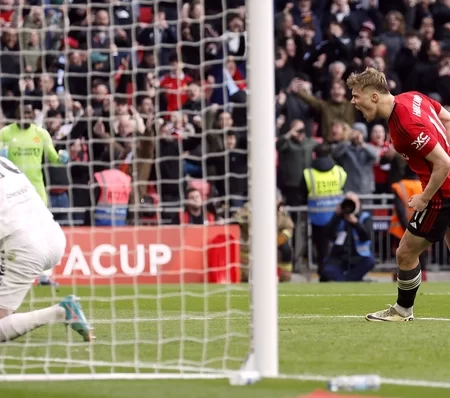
<box><xmin>0</xmin><ymin>369</ymin><xmax>450</xmax><ymax>390</ymax></box>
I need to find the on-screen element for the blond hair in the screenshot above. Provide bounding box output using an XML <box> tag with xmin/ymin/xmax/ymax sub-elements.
<box><xmin>346</xmin><ymin>67</ymin><xmax>390</xmax><ymax>94</ymax></box>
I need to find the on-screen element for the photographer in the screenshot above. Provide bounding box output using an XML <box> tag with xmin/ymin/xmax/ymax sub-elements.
<box><xmin>322</xmin><ymin>192</ymin><xmax>375</xmax><ymax>282</ymax></box>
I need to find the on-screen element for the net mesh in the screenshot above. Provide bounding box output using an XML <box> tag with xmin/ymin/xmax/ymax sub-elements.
<box><xmin>0</xmin><ymin>0</ymin><xmax>254</xmax><ymax>377</ymax></box>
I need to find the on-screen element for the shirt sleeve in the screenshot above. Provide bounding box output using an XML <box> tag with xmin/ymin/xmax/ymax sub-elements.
<box><xmin>40</xmin><ymin>128</ymin><xmax>60</xmax><ymax>163</ymax></box>
<box><xmin>427</xmin><ymin>96</ymin><xmax>442</xmax><ymax>115</ymax></box>
<box><xmin>406</xmin><ymin>123</ymin><xmax>438</xmax><ymax>158</ymax></box>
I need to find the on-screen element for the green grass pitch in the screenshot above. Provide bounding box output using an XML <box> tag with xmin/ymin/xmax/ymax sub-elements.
<box><xmin>0</xmin><ymin>282</ymin><xmax>450</xmax><ymax>397</ymax></box>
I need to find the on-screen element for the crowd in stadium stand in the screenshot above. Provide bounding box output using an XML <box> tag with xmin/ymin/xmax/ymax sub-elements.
<box><xmin>0</xmin><ymin>0</ymin><xmax>449</xmax><ymax>227</ymax></box>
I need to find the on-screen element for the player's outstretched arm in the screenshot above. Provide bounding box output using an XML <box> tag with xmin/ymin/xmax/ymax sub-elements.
<box><xmin>40</xmin><ymin>128</ymin><xmax>68</xmax><ymax>164</ymax></box>
<box><xmin>421</xmin><ymin>144</ymin><xmax>450</xmax><ymax>202</ymax></box>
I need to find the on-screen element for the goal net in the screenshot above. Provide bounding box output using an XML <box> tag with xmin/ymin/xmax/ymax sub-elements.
<box><xmin>0</xmin><ymin>0</ymin><xmax>277</xmax><ymax>380</ymax></box>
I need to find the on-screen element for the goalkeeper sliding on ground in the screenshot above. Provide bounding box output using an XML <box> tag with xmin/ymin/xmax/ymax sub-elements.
<box><xmin>0</xmin><ymin>101</ymin><xmax>69</xmax><ymax>286</ymax></box>
<box><xmin>0</xmin><ymin>156</ymin><xmax>93</xmax><ymax>342</ymax></box>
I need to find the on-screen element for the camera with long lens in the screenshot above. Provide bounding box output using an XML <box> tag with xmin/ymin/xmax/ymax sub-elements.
<box><xmin>341</xmin><ymin>198</ymin><xmax>356</xmax><ymax>215</ymax></box>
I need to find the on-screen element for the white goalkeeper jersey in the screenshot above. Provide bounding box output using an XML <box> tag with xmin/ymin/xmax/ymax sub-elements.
<box><xmin>0</xmin><ymin>157</ymin><xmax>54</xmax><ymax>239</ymax></box>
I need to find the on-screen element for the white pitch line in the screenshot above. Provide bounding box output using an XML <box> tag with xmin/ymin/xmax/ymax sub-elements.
<box><xmin>5</xmin><ymin>314</ymin><xmax>446</xmax><ymax>324</ymax></box>
<box><xmin>116</xmin><ymin>314</ymin><xmax>450</xmax><ymax>322</ymax></box>
<box><xmin>32</xmin><ymin>314</ymin><xmax>447</xmax><ymax>323</ymax></box>
<box><xmin>0</xmin><ymin>358</ymin><xmax>450</xmax><ymax>390</ymax></box>
<box><xmin>278</xmin><ymin>374</ymin><xmax>450</xmax><ymax>389</ymax></box>
<box><xmin>235</xmin><ymin>292</ymin><xmax>450</xmax><ymax>297</ymax></box>
<box><xmin>42</xmin><ymin>314</ymin><xmax>450</xmax><ymax>323</ymax></box>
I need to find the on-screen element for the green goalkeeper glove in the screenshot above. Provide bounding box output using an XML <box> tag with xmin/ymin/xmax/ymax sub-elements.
<box><xmin>0</xmin><ymin>146</ymin><xmax>8</xmax><ymax>158</ymax></box>
<box><xmin>58</xmin><ymin>149</ymin><xmax>69</xmax><ymax>164</ymax></box>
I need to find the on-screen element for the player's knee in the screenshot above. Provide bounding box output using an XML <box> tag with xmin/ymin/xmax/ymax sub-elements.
<box><xmin>396</xmin><ymin>244</ymin><xmax>418</xmax><ymax>270</ymax></box>
<box><xmin>396</xmin><ymin>245</ymin><xmax>408</xmax><ymax>267</ymax></box>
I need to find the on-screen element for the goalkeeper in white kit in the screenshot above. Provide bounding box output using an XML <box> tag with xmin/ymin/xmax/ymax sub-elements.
<box><xmin>0</xmin><ymin>157</ymin><xmax>93</xmax><ymax>342</ymax></box>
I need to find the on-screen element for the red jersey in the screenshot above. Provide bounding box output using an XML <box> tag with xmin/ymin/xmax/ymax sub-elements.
<box><xmin>389</xmin><ymin>91</ymin><xmax>449</xmax><ymax>198</ymax></box>
<box><xmin>160</xmin><ymin>73</ymin><xmax>193</xmax><ymax>112</ymax></box>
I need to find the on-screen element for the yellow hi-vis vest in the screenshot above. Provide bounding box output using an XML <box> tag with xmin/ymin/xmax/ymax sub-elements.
<box><xmin>304</xmin><ymin>166</ymin><xmax>347</xmax><ymax>226</ymax></box>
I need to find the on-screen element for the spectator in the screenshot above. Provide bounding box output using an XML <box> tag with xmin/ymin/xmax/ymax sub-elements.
<box><xmin>295</xmin><ymin>79</ymin><xmax>355</xmax><ymax>140</ymax></box>
<box><xmin>277</xmin><ymin>119</ymin><xmax>316</xmax><ymax>207</ymax></box>
<box><xmin>289</xmin><ymin>0</ymin><xmax>322</xmax><ymax>45</ymax></box>
<box><xmin>370</xmin><ymin>124</ymin><xmax>396</xmax><ymax>194</ymax></box>
<box><xmin>300</xmin><ymin>143</ymin><xmax>347</xmax><ymax>282</ymax></box>
<box><xmin>380</xmin><ymin>11</ymin><xmax>406</xmax><ymax>66</ymax></box>
<box><xmin>87</xmin><ymin>165</ymin><xmax>132</xmax><ymax>226</ymax></box>
<box><xmin>323</xmin><ymin>192</ymin><xmax>376</xmax><ymax>282</ymax></box>
<box><xmin>332</xmin><ymin>125</ymin><xmax>378</xmax><ymax>195</ymax></box>
<box><xmin>151</xmin><ymin>119</ymin><xmax>185</xmax><ymax>206</ymax></box>
<box><xmin>182</xmin><ymin>81</ymin><xmax>203</xmax><ymax>123</ymax></box>
<box><xmin>394</xmin><ymin>30</ymin><xmax>422</xmax><ymax>92</ymax></box>
<box><xmin>173</xmin><ymin>187</ymin><xmax>217</xmax><ymax>225</ymax></box>
<box><xmin>223</xmin><ymin>13</ymin><xmax>246</xmax><ymax>58</ymax></box>
<box><xmin>233</xmin><ymin>190</ymin><xmax>294</xmax><ymax>283</ymax></box>
<box><xmin>319</xmin><ymin>61</ymin><xmax>348</xmax><ymax>101</ymax></box>
<box><xmin>372</xmin><ymin>55</ymin><xmax>402</xmax><ymax>95</ymax></box>
<box><xmin>160</xmin><ymin>53</ymin><xmax>193</xmax><ymax>113</ymax></box>
<box><xmin>276</xmin><ymin>190</ymin><xmax>295</xmax><ymax>282</ymax></box>
<box><xmin>276</xmin><ymin>76</ymin><xmax>315</xmax><ymax>136</ymax></box>
<box><xmin>137</xmin><ymin>11</ymin><xmax>177</xmax><ymax>67</ymax></box>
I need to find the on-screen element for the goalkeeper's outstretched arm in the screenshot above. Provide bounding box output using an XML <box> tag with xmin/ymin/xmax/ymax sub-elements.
<box><xmin>40</xmin><ymin>128</ymin><xmax>69</xmax><ymax>164</ymax></box>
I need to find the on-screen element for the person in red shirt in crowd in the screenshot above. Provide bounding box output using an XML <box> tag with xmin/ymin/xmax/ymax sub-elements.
<box><xmin>226</xmin><ymin>57</ymin><xmax>246</xmax><ymax>91</ymax></box>
<box><xmin>0</xmin><ymin>0</ymin><xmax>15</xmax><ymax>26</ymax></box>
<box><xmin>175</xmin><ymin>187</ymin><xmax>216</xmax><ymax>225</ymax></box>
<box><xmin>348</xmin><ymin>67</ymin><xmax>450</xmax><ymax>322</ymax></box>
<box><xmin>370</xmin><ymin>124</ymin><xmax>396</xmax><ymax>194</ymax></box>
<box><xmin>160</xmin><ymin>53</ymin><xmax>193</xmax><ymax>113</ymax></box>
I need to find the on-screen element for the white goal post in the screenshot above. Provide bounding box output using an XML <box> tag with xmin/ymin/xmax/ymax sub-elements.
<box><xmin>247</xmin><ymin>0</ymin><xmax>279</xmax><ymax>379</ymax></box>
<box><xmin>0</xmin><ymin>0</ymin><xmax>278</xmax><ymax>382</ymax></box>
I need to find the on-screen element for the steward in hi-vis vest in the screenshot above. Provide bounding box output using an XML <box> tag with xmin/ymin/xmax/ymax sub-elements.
<box><xmin>93</xmin><ymin>169</ymin><xmax>131</xmax><ymax>226</ymax></box>
<box><xmin>389</xmin><ymin>167</ymin><xmax>423</xmax><ymax>240</ymax></box>
<box><xmin>300</xmin><ymin>143</ymin><xmax>347</xmax><ymax>282</ymax></box>
<box><xmin>303</xmin><ymin>165</ymin><xmax>347</xmax><ymax>226</ymax></box>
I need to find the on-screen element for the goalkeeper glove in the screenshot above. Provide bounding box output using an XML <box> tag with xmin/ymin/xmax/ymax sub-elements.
<box><xmin>58</xmin><ymin>149</ymin><xmax>69</xmax><ymax>164</ymax></box>
<box><xmin>0</xmin><ymin>146</ymin><xmax>8</xmax><ymax>158</ymax></box>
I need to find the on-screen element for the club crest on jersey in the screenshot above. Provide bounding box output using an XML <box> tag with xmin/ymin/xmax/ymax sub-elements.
<box><xmin>33</xmin><ymin>136</ymin><xmax>40</xmax><ymax>143</ymax></box>
<box><xmin>411</xmin><ymin>132</ymin><xmax>430</xmax><ymax>151</ymax></box>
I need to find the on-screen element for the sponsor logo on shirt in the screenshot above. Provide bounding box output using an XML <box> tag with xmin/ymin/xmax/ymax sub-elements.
<box><xmin>411</xmin><ymin>132</ymin><xmax>430</xmax><ymax>151</ymax></box>
<box><xmin>400</xmin><ymin>153</ymin><xmax>410</xmax><ymax>160</ymax></box>
<box><xmin>11</xmin><ymin>148</ymin><xmax>41</xmax><ymax>157</ymax></box>
<box><xmin>6</xmin><ymin>186</ymin><xmax>28</xmax><ymax>200</ymax></box>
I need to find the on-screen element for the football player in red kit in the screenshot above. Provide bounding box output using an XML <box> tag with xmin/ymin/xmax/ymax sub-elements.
<box><xmin>347</xmin><ymin>67</ymin><xmax>450</xmax><ymax>322</ymax></box>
